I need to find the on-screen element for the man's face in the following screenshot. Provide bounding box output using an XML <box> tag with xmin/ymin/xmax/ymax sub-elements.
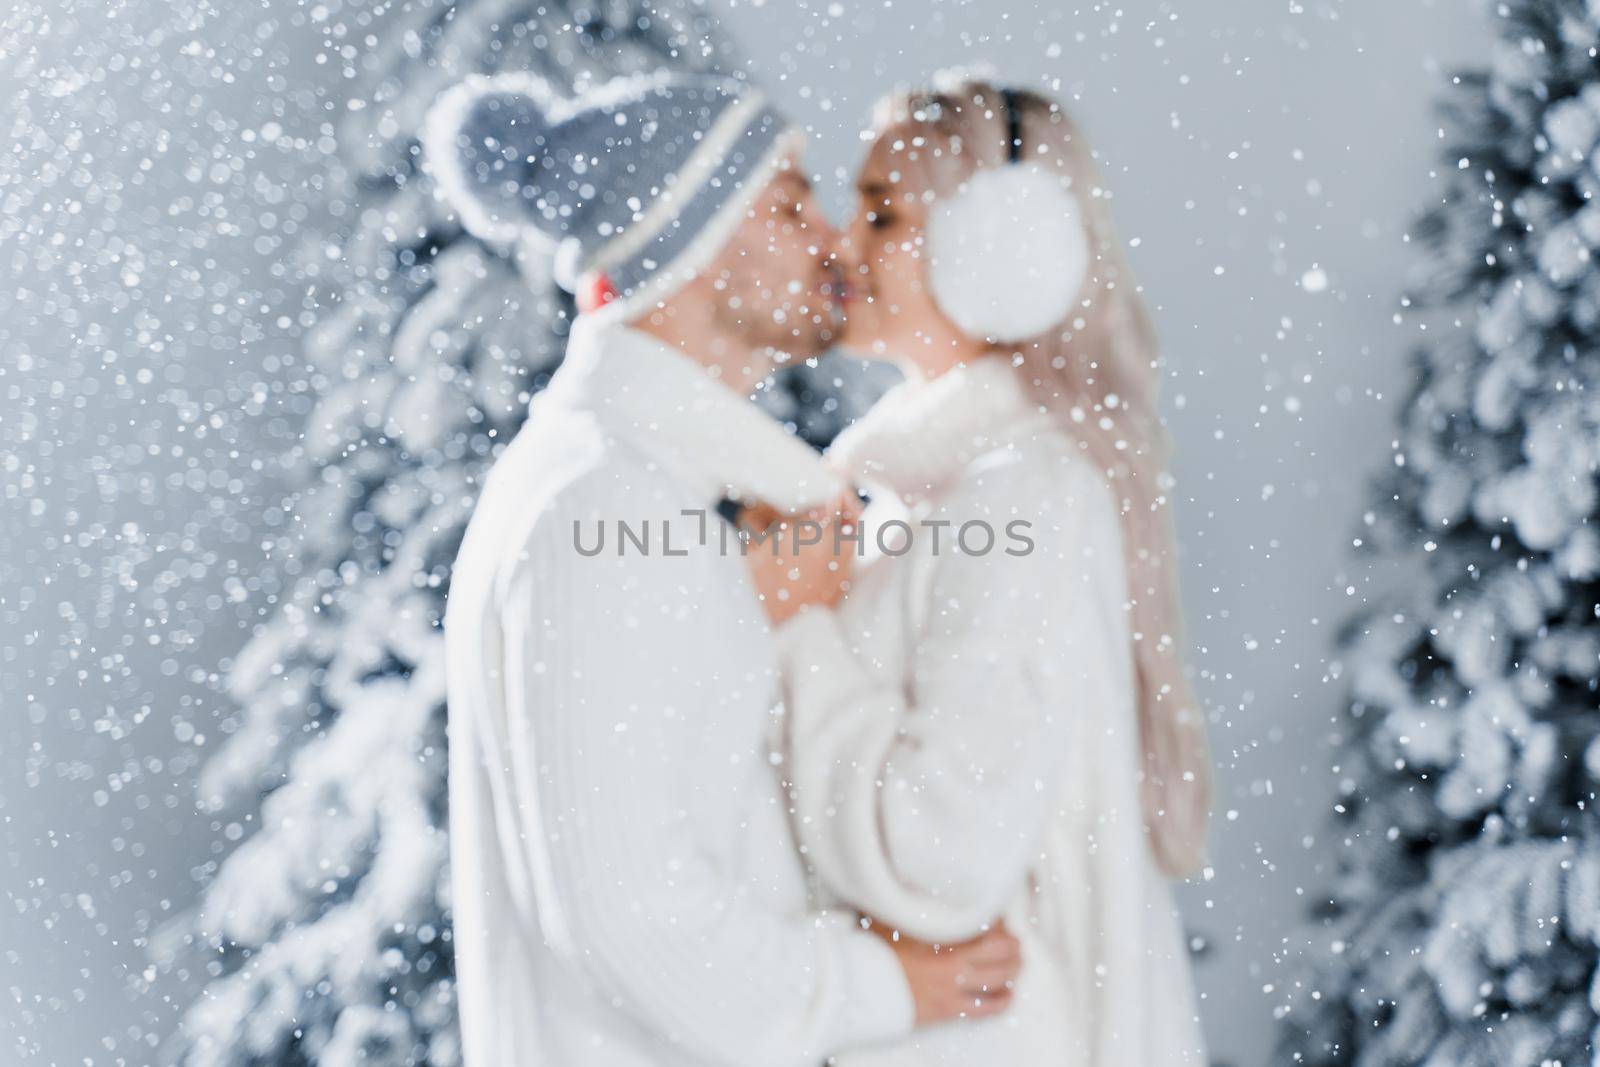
<box><xmin>702</xmin><ymin>158</ymin><xmax>844</xmax><ymax>360</ymax></box>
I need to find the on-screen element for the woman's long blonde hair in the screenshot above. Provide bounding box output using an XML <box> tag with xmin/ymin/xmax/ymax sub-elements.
<box><xmin>872</xmin><ymin>72</ymin><xmax>1214</xmax><ymax>878</ymax></box>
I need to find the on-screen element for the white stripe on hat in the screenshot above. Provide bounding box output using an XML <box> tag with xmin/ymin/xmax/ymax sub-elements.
<box><xmin>577</xmin><ymin>124</ymin><xmax>807</xmax><ymax>323</ymax></box>
<box><xmin>583</xmin><ymin>90</ymin><xmax>781</xmax><ymax>276</ymax></box>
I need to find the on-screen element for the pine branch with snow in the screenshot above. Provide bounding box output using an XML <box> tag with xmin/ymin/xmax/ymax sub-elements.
<box><xmin>1278</xmin><ymin>2</ymin><xmax>1600</xmax><ymax>1064</ymax></box>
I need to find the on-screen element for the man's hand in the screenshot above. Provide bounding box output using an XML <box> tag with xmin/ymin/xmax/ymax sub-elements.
<box><xmin>867</xmin><ymin>920</ymin><xmax>1021</xmax><ymax>1026</ymax></box>
<box><xmin>740</xmin><ymin>492</ymin><xmax>862</xmax><ymax>627</ymax></box>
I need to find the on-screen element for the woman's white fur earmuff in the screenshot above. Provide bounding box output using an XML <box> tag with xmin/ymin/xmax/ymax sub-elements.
<box><xmin>924</xmin><ymin>159</ymin><xmax>1090</xmax><ymax>344</ymax></box>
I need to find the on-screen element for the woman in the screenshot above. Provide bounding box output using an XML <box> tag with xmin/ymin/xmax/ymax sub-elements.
<box><xmin>761</xmin><ymin>73</ymin><xmax>1214</xmax><ymax>1064</ymax></box>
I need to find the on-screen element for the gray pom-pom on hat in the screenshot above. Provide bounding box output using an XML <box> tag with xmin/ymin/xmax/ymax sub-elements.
<box><xmin>421</xmin><ymin>70</ymin><xmax>803</xmax><ymax>316</ymax></box>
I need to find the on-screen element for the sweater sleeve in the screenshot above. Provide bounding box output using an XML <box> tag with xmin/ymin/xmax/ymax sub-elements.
<box><xmin>495</xmin><ymin>500</ymin><xmax>913</xmax><ymax>1066</ymax></box>
<box><xmin>777</xmin><ymin>459</ymin><xmax>1115</xmax><ymax>944</ymax></box>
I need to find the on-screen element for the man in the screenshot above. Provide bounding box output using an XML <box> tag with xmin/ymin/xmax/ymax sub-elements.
<box><xmin>425</xmin><ymin>72</ymin><xmax>1020</xmax><ymax>1066</ymax></box>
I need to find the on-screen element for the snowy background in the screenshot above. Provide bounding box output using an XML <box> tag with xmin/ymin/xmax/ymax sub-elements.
<box><xmin>0</xmin><ymin>1</ymin><xmax>1485</xmax><ymax>1064</ymax></box>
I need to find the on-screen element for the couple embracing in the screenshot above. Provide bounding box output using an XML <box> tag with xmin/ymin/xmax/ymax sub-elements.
<box><xmin>429</xmin><ymin>66</ymin><xmax>1213</xmax><ymax>1067</ymax></box>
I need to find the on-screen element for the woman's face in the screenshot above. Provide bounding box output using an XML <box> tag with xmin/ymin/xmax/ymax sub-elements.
<box><xmin>838</xmin><ymin>125</ymin><xmax>974</xmax><ymax>376</ymax></box>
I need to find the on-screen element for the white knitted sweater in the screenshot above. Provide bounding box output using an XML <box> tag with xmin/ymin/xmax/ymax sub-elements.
<box><xmin>775</xmin><ymin>357</ymin><xmax>1209</xmax><ymax>1066</ymax></box>
<box><xmin>443</xmin><ymin>315</ymin><xmax>914</xmax><ymax>1067</ymax></box>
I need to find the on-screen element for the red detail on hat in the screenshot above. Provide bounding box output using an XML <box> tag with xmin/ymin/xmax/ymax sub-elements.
<box><xmin>578</xmin><ymin>271</ymin><xmax>619</xmax><ymax>313</ymax></box>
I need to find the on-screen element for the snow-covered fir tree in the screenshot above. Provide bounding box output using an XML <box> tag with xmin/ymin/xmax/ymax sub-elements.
<box><xmin>162</xmin><ymin>3</ymin><xmax>870</xmax><ymax>1063</ymax></box>
<box><xmin>1280</xmin><ymin>2</ymin><xmax>1600</xmax><ymax>1064</ymax></box>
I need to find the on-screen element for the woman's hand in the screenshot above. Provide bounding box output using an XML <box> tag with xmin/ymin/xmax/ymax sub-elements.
<box><xmin>740</xmin><ymin>491</ymin><xmax>863</xmax><ymax>627</ymax></box>
<box><xmin>865</xmin><ymin>918</ymin><xmax>1020</xmax><ymax>1026</ymax></box>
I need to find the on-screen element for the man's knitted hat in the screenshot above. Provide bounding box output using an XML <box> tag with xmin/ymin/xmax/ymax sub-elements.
<box><xmin>422</xmin><ymin>71</ymin><xmax>803</xmax><ymax>317</ymax></box>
